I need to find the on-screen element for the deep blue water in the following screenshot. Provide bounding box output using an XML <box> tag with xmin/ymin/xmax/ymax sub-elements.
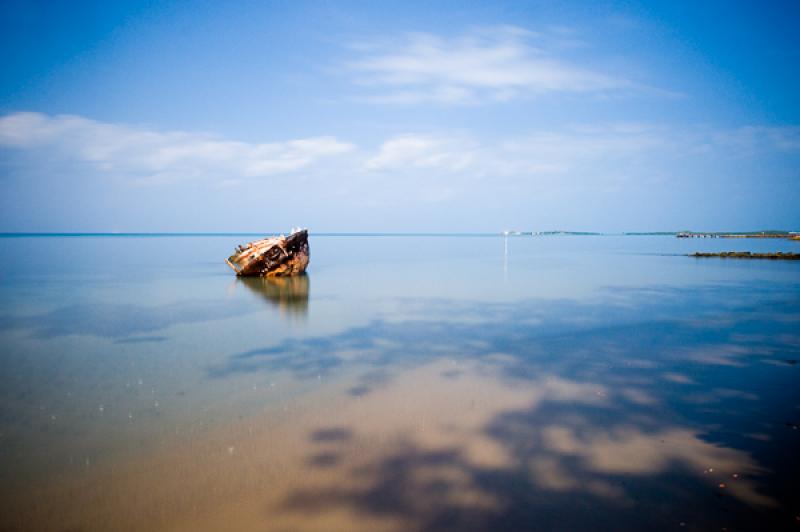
<box><xmin>0</xmin><ymin>234</ymin><xmax>798</xmax><ymax>531</ymax></box>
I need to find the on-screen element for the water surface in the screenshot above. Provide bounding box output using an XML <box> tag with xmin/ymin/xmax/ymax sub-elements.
<box><xmin>0</xmin><ymin>234</ymin><xmax>798</xmax><ymax>531</ymax></box>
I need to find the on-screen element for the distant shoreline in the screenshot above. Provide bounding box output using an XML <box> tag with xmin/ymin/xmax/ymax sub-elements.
<box><xmin>677</xmin><ymin>231</ymin><xmax>800</xmax><ymax>240</ymax></box>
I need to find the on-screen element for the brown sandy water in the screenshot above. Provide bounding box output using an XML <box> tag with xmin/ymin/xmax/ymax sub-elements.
<box><xmin>7</xmin><ymin>360</ymin><xmax>532</xmax><ymax>531</ymax></box>
<box><xmin>2</xmin><ymin>358</ymin><xmax>779</xmax><ymax>531</ymax></box>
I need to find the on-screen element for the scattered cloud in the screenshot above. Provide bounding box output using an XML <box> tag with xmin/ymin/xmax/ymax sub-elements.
<box><xmin>1</xmin><ymin>111</ymin><xmax>797</xmax><ymax>207</ymax></box>
<box><xmin>366</xmin><ymin>122</ymin><xmax>800</xmax><ymax>183</ymax></box>
<box><xmin>346</xmin><ymin>26</ymin><xmax>637</xmax><ymax>104</ymax></box>
<box><xmin>366</xmin><ymin>125</ymin><xmax>666</xmax><ymax>179</ymax></box>
<box><xmin>366</xmin><ymin>134</ymin><xmax>476</xmax><ymax>172</ymax></box>
<box><xmin>0</xmin><ymin>112</ymin><xmax>355</xmax><ymax>183</ymax></box>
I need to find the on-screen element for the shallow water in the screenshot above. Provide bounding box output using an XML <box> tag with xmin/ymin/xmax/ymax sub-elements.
<box><xmin>0</xmin><ymin>234</ymin><xmax>798</xmax><ymax>531</ymax></box>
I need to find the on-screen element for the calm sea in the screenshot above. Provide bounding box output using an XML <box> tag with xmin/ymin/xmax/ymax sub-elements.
<box><xmin>0</xmin><ymin>234</ymin><xmax>798</xmax><ymax>531</ymax></box>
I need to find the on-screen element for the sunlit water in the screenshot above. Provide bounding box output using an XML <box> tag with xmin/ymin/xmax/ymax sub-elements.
<box><xmin>0</xmin><ymin>234</ymin><xmax>798</xmax><ymax>531</ymax></box>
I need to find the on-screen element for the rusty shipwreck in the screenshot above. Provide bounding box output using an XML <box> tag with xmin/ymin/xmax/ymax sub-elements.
<box><xmin>225</xmin><ymin>229</ymin><xmax>309</xmax><ymax>277</ymax></box>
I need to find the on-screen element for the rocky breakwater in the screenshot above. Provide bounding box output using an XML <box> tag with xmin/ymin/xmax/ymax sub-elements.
<box><xmin>690</xmin><ymin>251</ymin><xmax>799</xmax><ymax>260</ymax></box>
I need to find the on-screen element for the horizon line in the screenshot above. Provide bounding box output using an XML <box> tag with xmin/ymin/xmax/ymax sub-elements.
<box><xmin>0</xmin><ymin>231</ymin><xmax>654</xmax><ymax>237</ymax></box>
<box><xmin>1</xmin><ymin>230</ymin><xmax>796</xmax><ymax>238</ymax></box>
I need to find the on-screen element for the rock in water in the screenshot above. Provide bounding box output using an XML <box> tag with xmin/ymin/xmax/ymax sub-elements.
<box><xmin>226</xmin><ymin>229</ymin><xmax>309</xmax><ymax>276</ymax></box>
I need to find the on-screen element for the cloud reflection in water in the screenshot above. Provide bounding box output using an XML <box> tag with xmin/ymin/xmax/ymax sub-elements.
<box><xmin>207</xmin><ymin>283</ymin><xmax>799</xmax><ymax>530</ymax></box>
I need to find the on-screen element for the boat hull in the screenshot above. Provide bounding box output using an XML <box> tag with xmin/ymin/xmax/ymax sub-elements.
<box><xmin>226</xmin><ymin>230</ymin><xmax>309</xmax><ymax>277</ymax></box>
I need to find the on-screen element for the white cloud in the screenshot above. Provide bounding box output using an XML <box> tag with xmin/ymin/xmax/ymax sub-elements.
<box><xmin>366</xmin><ymin>134</ymin><xmax>476</xmax><ymax>171</ymax></box>
<box><xmin>347</xmin><ymin>26</ymin><xmax>635</xmax><ymax>104</ymax></box>
<box><xmin>0</xmin><ymin>112</ymin><xmax>355</xmax><ymax>182</ymax></box>
<box><xmin>365</xmin><ymin>125</ymin><xmax>666</xmax><ymax>180</ymax></box>
<box><xmin>1</xmin><ymin>112</ymin><xmax>796</xmax><ymax>208</ymax></box>
<box><xmin>364</xmin><ymin>122</ymin><xmax>800</xmax><ymax>189</ymax></box>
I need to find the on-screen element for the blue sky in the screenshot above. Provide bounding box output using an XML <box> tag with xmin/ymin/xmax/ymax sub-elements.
<box><xmin>1</xmin><ymin>0</ymin><xmax>798</xmax><ymax>232</ymax></box>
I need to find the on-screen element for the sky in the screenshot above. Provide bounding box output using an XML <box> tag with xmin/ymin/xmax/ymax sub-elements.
<box><xmin>0</xmin><ymin>0</ymin><xmax>798</xmax><ymax>232</ymax></box>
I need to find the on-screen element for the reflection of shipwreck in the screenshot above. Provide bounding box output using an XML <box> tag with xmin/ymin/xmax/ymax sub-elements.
<box><xmin>226</xmin><ymin>229</ymin><xmax>309</xmax><ymax>277</ymax></box>
<box><xmin>238</xmin><ymin>275</ymin><xmax>309</xmax><ymax>317</ymax></box>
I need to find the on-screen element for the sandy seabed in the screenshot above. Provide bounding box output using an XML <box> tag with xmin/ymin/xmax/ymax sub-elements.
<box><xmin>1</xmin><ymin>355</ymin><xmax>777</xmax><ymax>532</ymax></box>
